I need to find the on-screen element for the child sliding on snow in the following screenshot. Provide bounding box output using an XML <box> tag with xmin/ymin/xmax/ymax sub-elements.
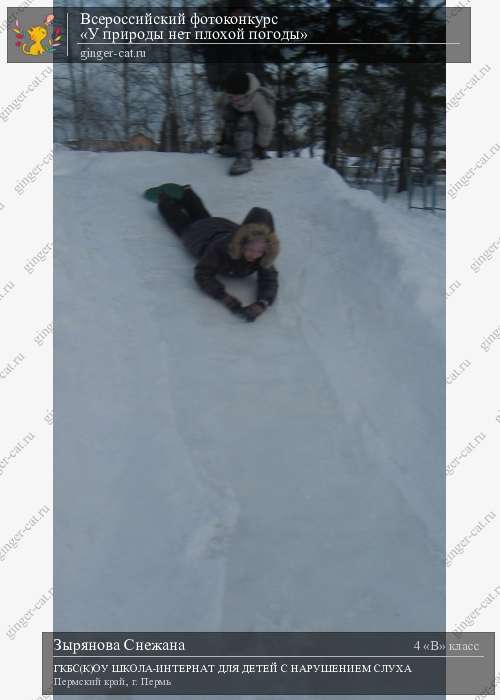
<box><xmin>217</xmin><ymin>70</ymin><xmax>275</xmax><ymax>176</ymax></box>
<box><xmin>150</xmin><ymin>184</ymin><xmax>279</xmax><ymax>321</ymax></box>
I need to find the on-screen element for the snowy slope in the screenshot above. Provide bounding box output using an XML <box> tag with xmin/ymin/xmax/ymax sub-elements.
<box><xmin>54</xmin><ymin>149</ymin><xmax>445</xmax><ymax>663</ymax></box>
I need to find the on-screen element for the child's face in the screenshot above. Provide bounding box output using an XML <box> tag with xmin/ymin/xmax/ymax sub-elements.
<box><xmin>243</xmin><ymin>240</ymin><xmax>267</xmax><ymax>262</ymax></box>
<box><xmin>230</xmin><ymin>94</ymin><xmax>247</xmax><ymax>106</ymax></box>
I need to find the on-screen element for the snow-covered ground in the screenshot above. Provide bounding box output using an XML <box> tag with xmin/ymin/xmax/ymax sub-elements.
<box><xmin>54</xmin><ymin>148</ymin><xmax>445</xmax><ymax>696</ymax></box>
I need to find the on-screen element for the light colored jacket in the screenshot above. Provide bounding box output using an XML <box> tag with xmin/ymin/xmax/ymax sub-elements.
<box><xmin>220</xmin><ymin>73</ymin><xmax>276</xmax><ymax>148</ymax></box>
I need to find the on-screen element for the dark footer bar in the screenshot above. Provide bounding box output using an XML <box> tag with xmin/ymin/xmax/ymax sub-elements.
<box><xmin>42</xmin><ymin>632</ymin><xmax>495</xmax><ymax>695</ymax></box>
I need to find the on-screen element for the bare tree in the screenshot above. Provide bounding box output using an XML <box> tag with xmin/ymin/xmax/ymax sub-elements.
<box><xmin>323</xmin><ymin>0</ymin><xmax>340</xmax><ymax>170</ymax></box>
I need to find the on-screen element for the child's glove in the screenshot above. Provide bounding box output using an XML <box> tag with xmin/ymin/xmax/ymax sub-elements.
<box><xmin>254</xmin><ymin>145</ymin><xmax>271</xmax><ymax>160</ymax></box>
<box><xmin>240</xmin><ymin>301</ymin><xmax>267</xmax><ymax>322</ymax></box>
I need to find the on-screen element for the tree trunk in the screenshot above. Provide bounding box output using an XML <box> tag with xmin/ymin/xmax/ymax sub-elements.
<box><xmin>324</xmin><ymin>58</ymin><xmax>340</xmax><ymax>170</ymax></box>
<box><xmin>276</xmin><ymin>63</ymin><xmax>285</xmax><ymax>158</ymax></box>
<box><xmin>397</xmin><ymin>2</ymin><xmax>422</xmax><ymax>192</ymax></box>
<box><xmin>80</xmin><ymin>64</ymin><xmax>89</xmax><ymax>150</ymax></box>
<box><xmin>423</xmin><ymin>99</ymin><xmax>435</xmax><ymax>175</ymax></box>
<box><xmin>66</xmin><ymin>15</ymin><xmax>82</xmax><ymax>148</ymax></box>
<box><xmin>123</xmin><ymin>61</ymin><xmax>130</xmax><ymax>143</ymax></box>
<box><xmin>183</xmin><ymin>1</ymin><xmax>203</xmax><ymax>151</ymax></box>
<box><xmin>68</xmin><ymin>61</ymin><xmax>81</xmax><ymax>147</ymax></box>
<box><xmin>159</xmin><ymin>57</ymin><xmax>181</xmax><ymax>151</ymax></box>
<box><xmin>309</xmin><ymin>104</ymin><xmax>316</xmax><ymax>158</ymax></box>
<box><xmin>324</xmin><ymin>1</ymin><xmax>340</xmax><ymax>171</ymax></box>
<box><xmin>168</xmin><ymin>73</ymin><xmax>181</xmax><ymax>152</ymax></box>
<box><xmin>123</xmin><ymin>1</ymin><xmax>130</xmax><ymax>143</ymax></box>
<box><xmin>159</xmin><ymin>0</ymin><xmax>181</xmax><ymax>152</ymax></box>
<box><xmin>190</xmin><ymin>64</ymin><xmax>203</xmax><ymax>151</ymax></box>
<box><xmin>397</xmin><ymin>67</ymin><xmax>416</xmax><ymax>192</ymax></box>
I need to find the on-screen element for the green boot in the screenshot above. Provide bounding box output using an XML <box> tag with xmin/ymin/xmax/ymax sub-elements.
<box><xmin>143</xmin><ymin>182</ymin><xmax>186</xmax><ymax>203</ymax></box>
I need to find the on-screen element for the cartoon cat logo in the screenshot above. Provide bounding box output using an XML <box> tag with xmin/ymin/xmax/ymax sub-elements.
<box><xmin>12</xmin><ymin>14</ymin><xmax>63</xmax><ymax>56</ymax></box>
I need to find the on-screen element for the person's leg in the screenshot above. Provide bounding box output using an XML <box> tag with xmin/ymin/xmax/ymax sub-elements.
<box><xmin>229</xmin><ymin>112</ymin><xmax>256</xmax><ymax>175</ymax></box>
<box><xmin>234</xmin><ymin>112</ymin><xmax>256</xmax><ymax>159</ymax></box>
<box><xmin>218</xmin><ymin>104</ymin><xmax>239</xmax><ymax>156</ymax></box>
<box><xmin>181</xmin><ymin>187</ymin><xmax>211</xmax><ymax>222</ymax></box>
<box><xmin>158</xmin><ymin>194</ymin><xmax>191</xmax><ymax>236</ymax></box>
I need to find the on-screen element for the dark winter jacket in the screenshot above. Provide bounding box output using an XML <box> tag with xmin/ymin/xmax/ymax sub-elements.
<box><xmin>217</xmin><ymin>74</ymin><xmax>275</xmax><ymax>148</ymax></box>
<box><xmin>181</xmin><ymin>207</ymin><xmax>279</xmax><ymax>305</ymax></box>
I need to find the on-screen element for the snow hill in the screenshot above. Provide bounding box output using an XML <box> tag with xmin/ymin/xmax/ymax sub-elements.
<box><xmin>54</xmin><ymin>149</ymin><xmax>445</xmax><ymax>663</ymax></box>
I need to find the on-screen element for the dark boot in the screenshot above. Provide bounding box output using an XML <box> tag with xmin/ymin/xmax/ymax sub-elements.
<box><xmin>229</xmin><ymin>157</ymin><xmax>253</xmax><ymax>176</ymax></box>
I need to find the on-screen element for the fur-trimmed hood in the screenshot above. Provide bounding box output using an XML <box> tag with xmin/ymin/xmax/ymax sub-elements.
<box><xmin>246</xmin><ymin>72</ymin><xmax>261</xmax><ymax>95</ymax></box>
<box><xmin>228</xmin><ymin>207</ymin><xmax>280</xmax><ymax>268</ymax></box>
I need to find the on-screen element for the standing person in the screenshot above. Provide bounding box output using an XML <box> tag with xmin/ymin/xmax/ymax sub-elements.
<box><xmin>218</xmin><ymin>70</ymin><xmax>276</xmax><ymax>176</ymax></box>
<box><xmin>199</xmin><ymin>1</ymin><xmax>274</xmax><ymax>172</ymax></box>
<box><xmin>155</xmin><ymin>184</ymin><xmax>279</xmax><ymax>321</ymax></box>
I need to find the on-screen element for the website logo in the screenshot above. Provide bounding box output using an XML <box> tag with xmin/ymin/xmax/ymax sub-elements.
<box><xmin>11</xmin><ymin>13</ymin><xmax>62</xmax><ymax>57</ymax></box>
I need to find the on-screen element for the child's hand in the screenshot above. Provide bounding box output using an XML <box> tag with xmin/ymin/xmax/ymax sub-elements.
<box><xmin>239</xmin><ymin>302</ymin><xmax>267</xmax><ymax>322</ymax></box>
